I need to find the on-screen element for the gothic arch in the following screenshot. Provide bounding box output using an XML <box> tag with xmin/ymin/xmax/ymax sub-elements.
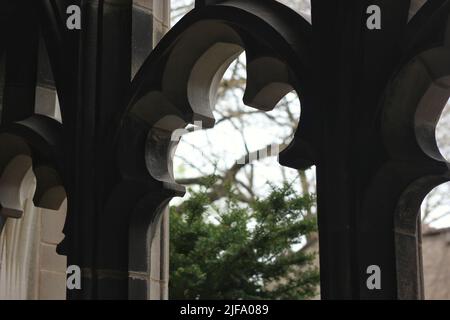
<box><xmin>119</xmin><ymin>0</ymin><xmax>315</xmax><ymax>298</ymax></box>
<box><xmin>0</xmin><ymin>152</ymin><xmax>67</xmax><ymax>299</ymax></box>
<box><xmin>357</xmin><ymin>3</ymin><xmax>450</xmax><ymax>299</ymax></box>
<box><xmin>2</xmin><ymin>0</ymin><xmax>447</xmax><ymax>300</ymax></box>
<box><xmin>384</xmin><ymin>46</ymin><xmax>450</xmax><ymax>299</ymax></box>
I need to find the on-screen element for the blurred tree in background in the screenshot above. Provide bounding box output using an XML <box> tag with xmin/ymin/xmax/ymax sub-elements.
<box><xmin>169</xmin><ymin>182</ymin><xmax>319</xmax><ymax>299</ymax></box>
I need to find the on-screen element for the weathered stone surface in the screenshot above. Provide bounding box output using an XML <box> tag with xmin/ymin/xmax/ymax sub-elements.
<box><xmin>0</xmin><ymin>0</ymin><xmax>448</xmax><ymax>301</ymax></box>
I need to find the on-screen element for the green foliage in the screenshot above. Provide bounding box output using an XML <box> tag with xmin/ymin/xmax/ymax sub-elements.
<box><xmin>169</xmin><ymin>182</ymin><xmax>319</xmax><ymax>300</ymax></box>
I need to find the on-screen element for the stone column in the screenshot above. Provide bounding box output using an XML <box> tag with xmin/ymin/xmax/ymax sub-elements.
<box><xmin>132</xmin><ymin>0</ymin><xmax>171</xmax><ymax>300</ymax></box>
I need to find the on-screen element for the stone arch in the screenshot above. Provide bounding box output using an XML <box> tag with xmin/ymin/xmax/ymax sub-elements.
<box><xmin>119</xmin><ymin>0</ymin><xmax>314</xmax><ymax>298</ymax></box>
<box><xmin>371</xmin><ymin>29</ymin><xmax>450</xmax><ymax>299</ymax></box>
<box><xmin>0</xmin><ymin>111</ymin><xmax>66</xmax><ymax>300</ymax></box>
<box><xmin>350</xmin><ymin>3</ymin><xmax>450</xmax><ymax>299</ymax></box>
<box><xmin>0</xmin><ymin>153</ymin><xmax>67</xmax><ymax>299</ymax></box>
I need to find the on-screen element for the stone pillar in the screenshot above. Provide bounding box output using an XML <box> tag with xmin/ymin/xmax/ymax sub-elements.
<box><xmin>132</xmin><ymin>0</ymin><xmax>171</xmax><ymax>300</ymax></box>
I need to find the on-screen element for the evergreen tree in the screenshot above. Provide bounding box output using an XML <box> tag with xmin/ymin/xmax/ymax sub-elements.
<box><xmin>169</xmin><ymin>182</ymin><xmax>319</xmax><ymax>299</ymax></box>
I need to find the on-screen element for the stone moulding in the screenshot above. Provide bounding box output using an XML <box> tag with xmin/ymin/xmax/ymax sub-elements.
<box><xmin>0</xmin><ymin>0</ymin><xmax>449</xmax><ymax>300</ymax></box>
<box><xmin>121</xmin><ymin>0</ymin><xmax>314</xmax><ymax>298</ymax></box>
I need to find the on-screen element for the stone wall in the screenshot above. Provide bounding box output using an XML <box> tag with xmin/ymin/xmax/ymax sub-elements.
<box><xmin>0</xmin><ymin>0</ymin><xmax>172</xmax><ymax>300</ymax></box>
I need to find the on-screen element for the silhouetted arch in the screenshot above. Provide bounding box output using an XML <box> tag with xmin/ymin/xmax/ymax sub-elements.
<box><xmin>119</xmin><ymin>0</ymin><xmax>315</xmax><ymax>298</ymax></box>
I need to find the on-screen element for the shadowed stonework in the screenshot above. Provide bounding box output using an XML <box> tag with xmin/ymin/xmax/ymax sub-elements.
<box><xmin>0</xmin><ymin>0</ymin><xmax>448</xmax><ymax>300</ymax></box>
